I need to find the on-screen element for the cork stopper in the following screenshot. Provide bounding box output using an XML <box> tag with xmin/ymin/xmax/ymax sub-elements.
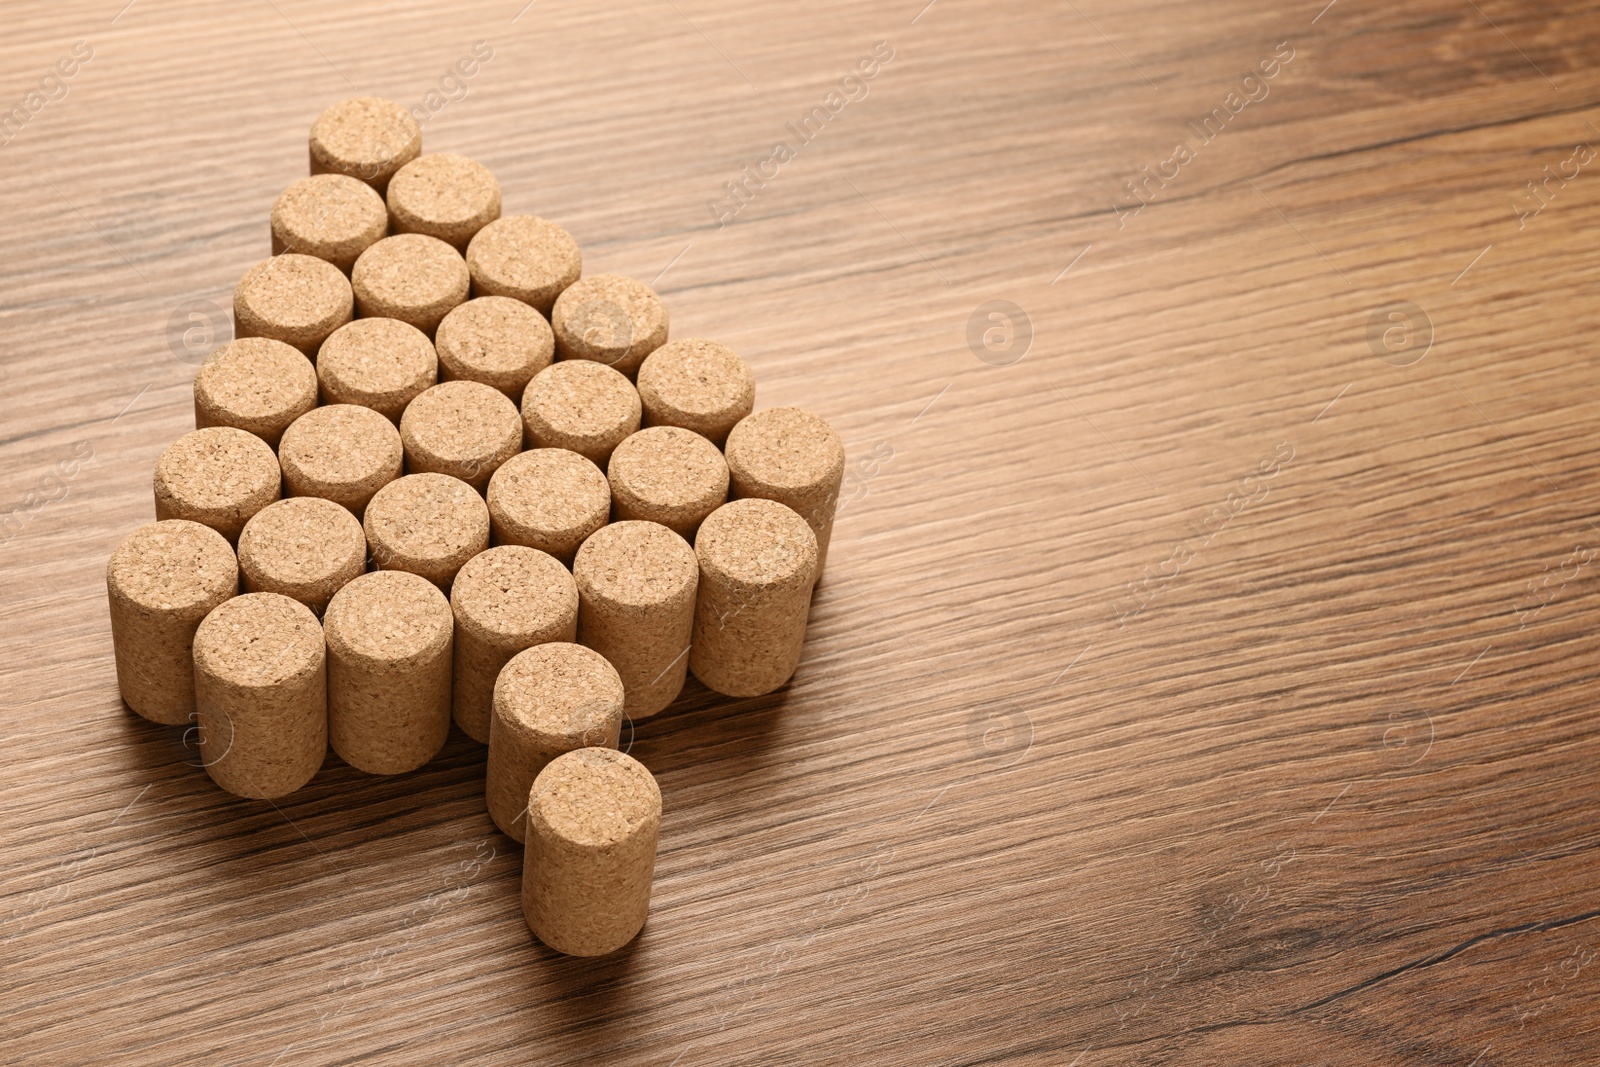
<box><xmin>308</xmin><ymin>96</ymin><xmax>421</xmax><ymax>193</ymax></box>
<box><xmin>363</xmin><ymin>472</ymin><xmax>489</xmax><ymax>590</ymax></box>
<box><xmin>466</xmin><ymin>215</ymin><xmax>582</xmax><ymax>314</ymax></box>
<box><xmin>486</xmin><ymin>449</ymin><xmax>610</xmax><ymax>565</ymax></box>
<box><xmin>522</xmin><ymin>747</ymin><xmax>661</xmax><ymax>956</ymax></box>
<box><xmin>237</xmin><ymin>497</ymin><xmax>367</xmax><ymax>615</ymax></box>
<box><xmin>573</xmin><ymin>520</ymin><xmax>697</xmax><ymax>720</ymax></box>
<box><xmin>106</xmin><ymin>520</ymin><xmax>238</xmax><ymax>725</ymax></box>
<box><xmin>192</xmin><ymin>336</ymin><xmax>318</xmax><ymax>448</ymax></box>
<box><xmin>550</xmin><ymin>273</ymin><xmax>668</xmax><ymax>378</ymax></box>
<box><xmin>278</xmin><ymin>403</ymin><xmax>403</xmax><ymax>519</ymax></box>
<box><xmin>399</xmin><ymin>380</ymin><xmax>522</xmax><ymax>492</ymax></box>
<box><xmin>271</xmin><ymin>173</ymin><xmax>389</xmax><ymax>273</ymax></box>
<box><xmin>725</xmin><ymin>406</ymin><xmax>846</xmax><ymax>578</ymax></box>
<box><xmin>233</xmin><ymin>253</ymin><xmax>354</xmax><ymax>356</ymax></box>
<box><xmin>487</xmin><ymin>644</ymin><xmax>624</xmax><ymax>843</ymax></box>
<box><xmin>519</xmin><ymin>359</ymin><xmax>640</xmax><ymax>466</ymax></box>
<box><xmin>386</xmin><ymin>153</ymin><xmax>501</xmax><ymax>251</ymax></box>
<box><xmin>636</xmin><ymin>339</ymin><xmax>755</xmax><ymax>446</ymax></box>
<box><xmin>315</xmin><ymin>317</ymin><xmax>438</xmax><ymax>423</ymax></box>
<box><xmin>352</xmin><ymin>233</ymin><xmax>470</xmax><ymax>335</ymax></box>
<box><xmin>434</xmin><ymin>296</ymin><xmax>554</xmax><ymax>400</ymax></box>
<box><xmin>192</xmin><ymin>592</ymin><xmax>327</xmax><ymax>799</ymax></box>
<box><xmin>450</xmin><ymin>546</ymin><xmax>579</xmax><ymax>744</ymax></box>
<box><xmin>324</xmin><ymin>569</ymin><xmax>453</xmax><ymax>775</ymax></box>
<box><xmin>153</xmin><ymin>426</ymin><xmax>282</xmax><ymax>543</ymax></box>
<box><xmin>606</xmin><ymin>427</ymin><xmax>728</xmax><ymax>540</ymax></box>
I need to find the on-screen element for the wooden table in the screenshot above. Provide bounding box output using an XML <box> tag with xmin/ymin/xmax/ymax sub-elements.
<box><xmin>4</xmin><ymin>1</ymin><xmax>1598</xmax><ymax>1063</ymax></box>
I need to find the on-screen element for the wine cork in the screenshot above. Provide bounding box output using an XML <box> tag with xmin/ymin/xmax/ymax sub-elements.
<box><xmin>238</xmin><ymin>497</ymin><xmax>367</xmax><ymax>615</ymax></box>
<box><xmin>636</xmin><ymin>339</ymin><xmax>755</xmax><ymax>446</ymax></box>
<box><xmin>551</xmin><ymin>273</ymin><xmax>668</xmax><ymax>378</ymax></box>
<box><xmin>192</xmin><ymin>592</ymin><xmax>327</xmax><ymax>799</ymax></box>
<box><xmin>324</xmin><ymin>570</ymin><xmax>453</xmax><ymax>775</ymax></box>
<box><xmin>352</xmin><ymin>234</ymin><xmax>470</xmax><ymax>335</ymax></box>
<box><xmin>522</xmin><ymin>748</ymin><xmax>660</xmax><ymax>956</ymax></box>
<box><xmin>270</xmin><ymin>173</ymin><xmax>389</xmax><ymax>273</ymax></box>
<box><xmin>278</xmin><ymin>404</ymin><xmax>403</xmax><ymax>519</ymax></box>
<box><xmin>316</xmin><ymin>316</ymin><xmax>438</xmax><ymax>423</ymax></box>
<box><xmin>434</xmin><ymin>296</ymin><xmax>554</xmax><ymax>400</ymax></box>
<box><xmin>450</xmin><ymin>546</ymin><xmax>579</xmax><ymax>744</ymax></box>
<box><xmin>689</xmin><ymin>498</ymin><xmax>817</xmax><ymax>698</ymax></box>
<box><xmin>466</xmin><ymin>215</ymin><xmax>582</xmax><ymax>315</ymax></box>
<box><xmin>573</xmin><ymin>521</ymin><xmax>697</xmax><ymax>720</ymax></box>
<box><xmin>153</xmin><ymin>426</ymin><xmax>281</xmax><ymax>543</ymax></box>
<box><xmin>386</xmin><ymin>153</ymin><xmax>501</xmax><ymax>251</ymax></box>
<box><xmin>485</xmin><ymin>449</ymin><xmax>610</xmax><ymax>565</ymax></box>
<box><xmin>363</xmin><ymin>472</ymin><xmax>489</xmax><ymax>591</ymax></box>
<box><xmin>606</xmin><ymin>427</ymin><xmax>728</xmax><ymax>540</ymax></box>
<box><xmin>234</xmin><ymin>254</ymin><xmax>354</xmax><ymax>357</ymax></box>
<box><xmin>487</xmin><ymin>645</ymin><xmax>623</xmax><ymax>844</ymax></box>
<box><xmin>192</xmin><ymin>336</ymin><xmax>317</xmax><ymax>448</ymax></box>
<box><xmin>520</xmin><ymin>359</ymin><xmax>640</xmax><ymax>466</ymax></box>
<box><xmin>725</xmin><ymin>407</ymin><xmax>846</xmax><ymax>579</ymax></box>
<box><xmin>399</xmin><ymin>380</ymin><xmax>522</xmax><ymax>492</ymax></box>
<box><xmin>308</xmin><ymin>96</ymin><xmax>421</xmax><ymax>194</ymax></box>
<box><xmin>106</xmin><ymin>520</ymin><xmax>238</xmax><ymax>726</ymax></box>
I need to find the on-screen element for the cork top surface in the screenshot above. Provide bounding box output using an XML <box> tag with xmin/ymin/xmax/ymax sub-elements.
<box><xmin>465</xmin><ymin>215</ymin><xmax>582</xmax><ymax>310</ymax></box>
<box><xmin>238</xmin><ymin>497</ymin><xmax>366</xmax><ymax>586</ymax></box>
<box><xmin>695</xmin><ymin>498</ymin><xmax>818</xmax><ymax>591</ymax></box>
<box><xmin>573</xmin><ymin>520</ymin><xmax>696</xmax><ymax>609</ymax></box>
<box><xmin>636</xmin><ymin>339</ymin><xmax>755</xmax><ymax>422</ymax></box>
<box><xmin>154</xmin><ymin>427</ymin><xmax>280</xmax><ymax>511</ymax></box>
<box><xmin>725</xmin><ymin>406</ymin><xmax>845</xmax><ymax>491</ymax></box>
<box><xmin>400</xmin><ymin>381</ymin><xmax>522</xmax><ymax>465</ymax></box>
<box><xmin>234</xmin><ymin>254</ymin><xmax>353</xmax><ymax>337</ymax></box>
<box><xmin>107</xmin><ymin>520</ymin><xmax>237</xmax><ymax>613</ymax></box>
<box><xmin>324</xmin><ymin>569</ymin><xmax>452</xmax><ymax>665</ymax></box>
<box><xmin>317</xmin><ymin>317</ymin><xmax>437</xmax><ymax>403</ymax></box>
<box><xmin>308</xmin><ymin>97</ymin><xmax>421</xmax><ymax>183</ymax></box>
<box><xmin>521</xmin><ymin>360</ymin><xmax>640</xmax><ymax>439</ymax></box>
<box><xmin>192</xmin><ymin>592</ymin><xmax>324</xmax><ymax>689</ymax></box>
<box><xmin>608</xmin><ymin>427</ymin><xmax>728</xmax><ymax>510</ymax></box>
<box><xmin>352</xmin><ymin>234</ymin><xmax>470</xmax><ymax>317</ymax></box>
<box><xmin>434</xmin><ymin>296</ymin><xmax>554</xmax><ymax>389</ymax></box>
<box><xmin>364</xmin><ymin>473</ymin><xmax>490</xmax><ymax>560</ymax></box>
<box><xmin>451</xmin><ymin>545</ymin><xmax>578</xmax><ymax>641</ymax></box>
<box><xmin>194</xmin><ymin>337</ymin><xmax>317</xmax><ymax>420</ymax></box>
<box><xmin>271</xmin><ymin>174</ymin><xmax>387</xmax><ymax>259</ymax></box>
<box><xmin>496</xmin><ymin>644</ymin><xmax>624</xmax><ymax>746</ymax></box>
<box><xmin>529</xmin><ymin>748</ymin><xmax>661</xmax><ymax>849</ymax></box>
<box><xmin>551</xmin><ymin>273</ymin><xmax>668</xmax><ymax>370</ymax></box>
<box><xmin>278</xmin><ymin>404</ymin><xmax>403</xmax><ymax>487</ymax></box>
<box><xmin>486</xmin><ymin>449</ymin><xmax>610</xmax><ymax>540</ymax></box>
<box><xmin>386</xmin><ymin>153</ymin><xmax>501</xmax><ymax>248</ymax></box>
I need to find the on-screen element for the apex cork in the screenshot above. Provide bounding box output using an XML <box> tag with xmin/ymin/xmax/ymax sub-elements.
<box><xmin>399</xmin><ymin>380</ymin><xmax>522</xmax><ymax>492</ymax></box>
<box><xmin>308</xmin><ymin>96</ymin><xmax>421</xmax><ymax>193</ymax></box>
<box><xmin>486</xmin><ymin>448</ymin><xmax>610</xmax><ymax>565</ymax></box>
<box><xmin>386</xmin><ymin>153</ymin><xmax>501</xmax><ymax>251</ymax></box>
<box><xmin>606</xmin><ymin>426</ymin><xmax>728</xmax><ymax>540</ymax></box>
<box><xmin>550</xmin><ymin>273</ymin><xmax>668</xmax><ymax>378</ymax></box>
<box><xmin>352</xmin><ymin>233</ymin><xmax>470</xmax><ymax>335</ymax></box>
<box><xmin>238</xmin><ymin>497</ymin><xmax>367</xmax><ymax>615</ymax></box>
<box><xmin>434</xmin><ymin>296</ymin><xmax>554</xmax><ymax>400</ymax></box>
<box><xmin>316</xmin><ymin>317</ymin><xmax>438</xmax><ymax>423</ymax></box>
<box><xmin>466</xmin><ymin>215</ymin><xmax>581</xmax><ymax>314</ymax></box>
<box><xmin>153</xmin><ymin>426</ymin><xmax>281</xmax><ymax>543</ymax></box>
<box><xmin>271</xmin><ymin>173</ymin><xmax>389</xmax><ymax>272</ymax></box>
<box><xmin>725</xmin><ymin>406</ymin><xmax>846</xmax><ymax>579</ymax></box>
<box><xmin>192</xmin><ymin>336</ymin><xmax>317</xmax><ymax>448</ymax></box>
<box><xmin>278</xmin><ymin>403</ymin><xmax>403</xmax><ymax>519</ymax></box>
<box><xmin>233</xmin><ymin>253</ymin><xmax>354</xmax><ymax>356</ymax></box>
<box><xmin>636</xmin><ymin>339</ymin><xmax>755</xmax><ymax>446</ymax></box>
<box><xmin>520</xmin><ymin>359</ymin><xmax>640</xmax><ymax>466</ymax></box>
<box><xmin>363</xmin><ymin>472</ymin><xmax>489</xmax><ymax>590</ymax></box>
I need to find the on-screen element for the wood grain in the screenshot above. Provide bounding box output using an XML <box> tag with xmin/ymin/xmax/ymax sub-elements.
<box><xmin>3</xmin><ymin>0</ymin><xmax>1600</xmax><ymax>1063</ymax></box>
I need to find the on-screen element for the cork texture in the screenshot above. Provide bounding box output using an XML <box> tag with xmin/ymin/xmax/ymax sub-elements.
<box><xmin>636</xmin><ymin>339</ymin><xmax>755</xmax><ymax>446</ymax></box>
<box><xmin>271</xmin><ymin>173</ymin><xmax>389</xmax><ymax>273</ymax></box>
<box><xmin>465</xmin><ymin>214</ymin><xmax>582</xmax><ymax>314</ymax></box>
<box><xmin>522</xmin><ymin>748</ymin><xmax>660</xmax><ymax>956</ymax></box>
<box><xmin>192</xmin><ymin>592</ymin><xmax>327</xmax><ymax>799</ymax></box>
<box><xmin>315</xmin><ymin>316</ymin><xmax>438</xmax><ymax>424</ymax></box>
<box><xmin>487</xmin><ymin>645</ymin><xmax>623</xmax><ymax>844</ymax></box>
<box><xmin>399</xmin><ymin>380</ymin><xmax>522</xmax><ymax>492</ymax></box>
<box><xmin>351</xmin><ymin>233</ymin><xmax>470</xmax><ymax>335</ymax></box>
<box><xmin>550</xmin><ymin>273</ymin><xmax>668</xmax><ymax>378</ymax></box>
<box><xmin>606</xmin><ymin>426</ymin><xmax>729</xmax><ymax>540</ymax></box>
<box><xmin>434</xmin><ymin>296</ymin><xmax>554</xmax><ymax>400</ymax></box>
<box><xmin>308</xmin><ymin>96</ymin><xmax>421</xmax><ymax>193</ymax></box>
<box><xmin>106</xmin><ymin>520</ymin><xmax>238</xmax><ymax>725</ymax></box>
<box><xmin>363</xmin><ymin>472</ymin><xmax>490</xmax><ymax>591</ymax></box>
<box><xmin>450</xmin><ymin>546</ymin><xmax>579</xmax><ymax>744</ymax></box>
<box><xmin>192</xmin><ymin>336</ymin><xmax>318</xmax><ymax>448</ymax></box>
<box><xmin>234</xmin><ymin>254</ymin><xmax>354</xmax><ymax>356</ymax></box>
<box><xmin>386</xmin><ymin>153</ymin><xmax>501</xmax><ymax>251</ymax></box>
<box><xmin>278</xmin><ymin>403</ymin><xmax>403</xmax><ymax>519</ymax></box>
<box><xmin>153</xmin><ymin>426</ymin><xmax>282</xmax><ymax>543</ymax></box>
<box><xmin>485</xmin><ymin>448</ymin><xmax>610</xmax><ymax>565</ymax></box>
<box><xmin>689</xmin><ymin>498</ymin><xmax>818</xmax><ymax>698</ymax></box>
<box><xmin>520</xmin><ymin>359</ymin><xmax>640</xmax><ymax>466</ymax></box>
<box><xmin>725</xmin><ymin>406</ymin><xmax>846</xmax><ymax>578</ymax></box>
<box><xmin>238</xmin><ymin>497</ymin><xmax>367</xmax><ymax>615</ymax></box>
<box><xmin>324</xmin><ymin>570</ymin><xmax>453</xmax><ymax>775</ymax></box>
<box><xmin>573</xmin><ymin>520</ymin><xmax>697</xmax><ymax>720</ymax></box>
